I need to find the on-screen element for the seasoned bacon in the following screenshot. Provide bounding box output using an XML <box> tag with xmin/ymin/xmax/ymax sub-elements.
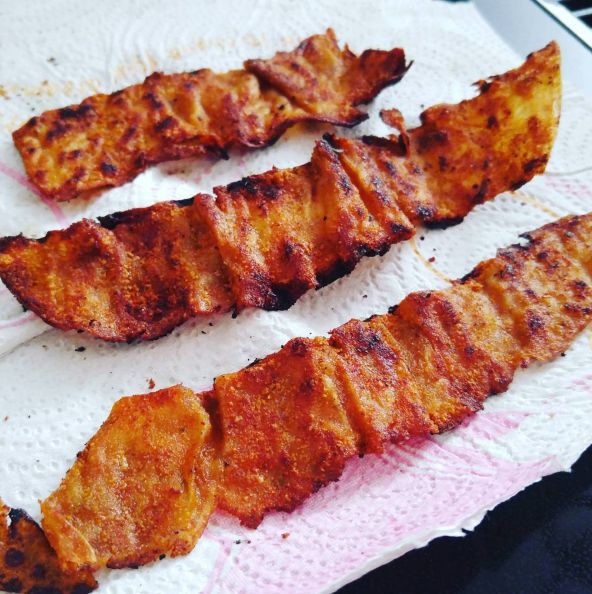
<box><xmin>13</xmin><ymin>30</ymin><xmax>408</xmax><ymax>201</ymax></box>
<box><xmin>40</xmin><ymin>213</ymin><xmax>592</xmax><ymax>571</ymax></box>
<box><xmin>0</xmin><ymin>43</ymin><xmax>561</xmax><ymax>343</ymax></box>
<box><xmin>40</xmin><ymin>386</ymin><xmax>220</xmax><ymax>572</ymax></box>
<box><xmin>0</xmin><ymin>500</ymin><xmax>97</xmax><ymax>593</ymax></box>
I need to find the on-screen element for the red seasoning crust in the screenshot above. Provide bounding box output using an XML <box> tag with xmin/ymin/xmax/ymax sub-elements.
<box><xmin>39</xmin><ymin>212</ymin><xmax>592</xmax><ymax>573</ymax></box>
<box><xmin>0</xmin><ymin>43</ymin><xmax>561</xmax><ymax>343</ymax></box>
<box><xmin>12</xmin><ymin>29</ymin><xmax>409</xmax><ymax>201</ymax></box>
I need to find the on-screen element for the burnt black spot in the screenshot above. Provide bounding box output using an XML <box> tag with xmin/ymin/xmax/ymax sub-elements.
<box><xmin>246</xmin><ymin>357</ymin><xmax>261</xmax><ymax>369</ymax></box>
<box><xmin>390</xmin><ymin>222</ymin><xmax>412</xmax><ymax>236</ymax></box>
<box><xmin>173</xmin><ymin>197</ymin><xmax>195</xmax><ymax>208</ymax></box>
<box><xmin>388</xmin><ymin>304</ymin><xmax>399</xmax><ymax>314</ymax></box>
<box><xmin>321</xmin><ymin>133</ymin><xmax>339</xmax><ymax>148</ymax></box>
<box><xmin>259</xmin><ymin>182</ymin><xmax>279</xmax><ymax>199</ymax></box>
<box><xmin>464</xmin><ymin>345</ymin><xmax>475</xmax><ymax>356</ymax></box>
<box><xmin>122</xmin><ymin>125</ymin><xmax>137</xmax><ymax>141</ymax></box>
<box><xmin>416</xmin><ymin>205</ymin><xmax>434</xmax><ymax>222</ymax></box>
<box><xmin>312</xmin><ymin>480</ymin><xmax>324</xmax><ymax>493</ymax></box>
<box><xmin>510</xmin><ymin>179</ymin><xmax>528</xmax><ymax>191</ymax></box>
<box><xmin>71</xmin><ymin>585</ymin><xmax>95</xmax><ymax>594</ymax></box>
<box><xmin>28</xmin><ymin>587</ymin><xmax>64</xmax><ymax>594</ymax></box>
<box><xmin>472</xmin><ymin>178</ymin><xmax>490</xmax><ymax>205</ymax></box>
<box><xmin>460</xmin><ymin>267</ymin><xmax>480</xmax><ymax>283</ymax></box>
<box><xmin>143</xmin><ymin>92</ymin><xmax>163</xmax><ymax>109</ymax></box>
<box><xmin>75</xmin><ymin>346</ymin><xmax>86</xmax><ymax>352</ymax></box>
<box><xmin>417</xmin><ymin>129</ymin><xmax>448</xmax><ymax>151</ymax></box>
<box><xmin>479</xmin><ymin>80</ymin><xmax>492</xmax><ymax>93</ymax></box>
<box><xmin>31</xmin><ymin>564</ymin><xmax>46</xmax><ymax>579</ymax></box>
<box><xmin>1</xmin><ymin>577</ymin><xmax>22</xmax><ymax>592</ymax></box>
<box><xmin>523</xmin><ymin>156</ymin><xmax>548</xmax><ymax>174</ymax></box>
<box><xmin>527</xmin><ymin>313</ymin><xmax>544</xmax><ymax>333</ymax></box>
<box><xmin>486</xmin><ymin>115</ymin><xmax>498</xmax><ymax>128</ymax></box>
<box><xmin>4</xmin><ymin>548</ymin><xmax>25</xmax><ymax>567</ymax></box>
<box><xmin>226</xmin><ymin>177</ymin><xmax>257</xmax><ymax>195</ymax></box>
<box><xmin>352</xmin><ymin>329</ymin><xmax>384</xmax><ymax>355</ymax></box>
<box><xmin>268</xmin><ymin>282</ymin><xmax>303</xmax><ymax>310</ymax></box>
<box><xmin>283</xmin><ymin>241</ymin><xmax>295</xmax><ymax>258</ymax></box>
<box><xmin>154</xmin><ymin>116</ymin><xmax>174</xmax><ymax>132</ymax></box>
<box><xmin>100</xmin><ymin>162</ymin><xmax>117</xmax><ymax>176</ymax></box>
<box><xmin>574</xmin><ymin>280</ymin><xmax>588</xmax><ymax>289</ymax></box>
<box><xmin>360</xmin><ymin>135</ymin><xmax>402</xmax><ymax>153</ymax></box>
<box><xmin>46</xmin><ymin>120</ymin><xmax>68</xmax><ymax>141</ymax></box>
<box><xmin>134</xmin><ymin>152</ymin><xmax>146</xmax><ymax>170</ymax></box>
<box><xmin>425</xmin><ymin>216</ymin><xmax>464</xmax><ymax>230</ymax></box>
<box><xmin>26</xmin><ymin>116</ymin><xmax>38</xmax><ymax>127</ymax></box>
<box><xmin>7</xmin><ymin>508</ymin><xmax>29</xmax><ymax>526</ymax></box>
<box><xmin>536</xmin><ymin>251</ymin><xmax>549</xmax><ymax>260</ymax></box>
<box><xmin>519</xmin><ymin>232</ymin><xmax>534</xmax><ymax>245</ymax></box>
<box><xmin>438</xmin><ymin>155</ymin><xmax>448</xmax><ymax>171</ymax></box>
<box><xmin>59</xmin><ymin>104</ymin><xmax>93</xmax><ymax>119</ymax></box>
<box><xmin>68</xmin><ymin>149</ymin><xmax>82</xmax><ymax>160</ymax></box>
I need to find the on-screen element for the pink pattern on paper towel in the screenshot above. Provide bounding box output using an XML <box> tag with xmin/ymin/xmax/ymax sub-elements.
<box><xmin>201</xmin><ymin>532</ymin><xmax>233</xmax><ymax>594</ymax></box>
<box><xmin>0</xmin><ymin>161</ymin><xmax>68</xmax><ymax>226</ymax></box>
<box><xmin>204</xmin><ymin>410</ymin><xmax>556</xmax><ymax>594</ymax></box>
<box><xmin>0</xmin><ymin>311</ymin><xmax>36</xmax><ymax>330</ymax></box>
<box><xmin>545</xmin><ymin>175</ymin><xmax>592</xmax><ymax>201</ymax></box>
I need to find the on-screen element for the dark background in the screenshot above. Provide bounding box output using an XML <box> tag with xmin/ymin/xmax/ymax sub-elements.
<box><xmin>339</xmin><ymin>444</ymin><xmax>592</xmax><ymax>594</ymax></box>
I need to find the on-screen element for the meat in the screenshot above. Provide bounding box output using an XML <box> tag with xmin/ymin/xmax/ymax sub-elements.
<box><xmin>40</xmin><ymin>212</ymin><xmax>592</xmax><ymax>571</ymax></box>
<box><xmin>40</xmin><ymin>386</ymin><xmax>220</xmax><ymax>571</ymax></box>
<box><xmin>0</xmin><ymin>42</ymin><xmax>561</xmax><ymax>343</ymax></box>
<box><xmin>12</xmin><ymin>29</ymin><xmax>408</xmax><ymax>201</ymax></box>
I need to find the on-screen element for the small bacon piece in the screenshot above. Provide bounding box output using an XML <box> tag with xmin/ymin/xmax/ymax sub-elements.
<box><xmin>13</xmin><ymin>29</ymin><xmax>408</xmax><ymax>201</ymax></box>
<box><xmin>40</xmin><ymin>386</ymin><xmax>220</xmax><ymax>571</ymax></box>
<box><xmin>40</xmin><ymin>213</ymin><xmax>592</xmax><ymax>569</ymax></box>
<box><xmin>0</xmin><ymin>42</ymin><xmax>561</xmax><ymax>341</ymax></box>
<box><xmin>0</xmin><ymin>500</ymin><xmax>97</xmax><ymax>593</ymax></box>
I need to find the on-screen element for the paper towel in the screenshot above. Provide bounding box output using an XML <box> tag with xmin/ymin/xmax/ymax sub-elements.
<box><xmin>0</xmin><ymin>1</ymin><xmax>591</xmax><ymax>592</ymax></box>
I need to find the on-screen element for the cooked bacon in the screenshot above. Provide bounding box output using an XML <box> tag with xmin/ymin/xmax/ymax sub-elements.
<box><xmin>40</xmin><ymin>386</ymin><xmax>220</xmax><ymax>571</ymax></box>
<box><xmin>0</xmin><ymin>43</ymin><xmax>561</xmax><ymax>343</ymax></box>
<box><xmin>13</xmin><ymin>30</ymin><xmax>408</xmax><ymax>202</ymax></box>
<box><xmin>40</xmin><ymin>213</ymin><xmax>592</xmax><ymax>571</ymax></box>
<box><xmin>0</xmin><ymin>500</ymin><xmax>97</xmax><ymax>593</ymax></box>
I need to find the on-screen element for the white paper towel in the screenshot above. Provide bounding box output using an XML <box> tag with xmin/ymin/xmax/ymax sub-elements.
<box><xmin>1</xmin><ymin>1</ymin><xmax>592</xmax><ymax>592</ymax></box>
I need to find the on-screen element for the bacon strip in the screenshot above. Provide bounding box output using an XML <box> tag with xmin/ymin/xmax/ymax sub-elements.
<box><xmin>0</xmin><ymin>42</ymin><xmax>561</xmax><ymax>342</ymax></box>
<box><xmin>0</xmin><ymin>500</ymin><xmax>97</xmax><ymax>592</ymax></box>
<box><xmin>39</xmin><ymin>212</ymin><xmax>592</xmax><ymax>572</ymax></box>
<box><xmin>13</xmin><ymin>30</ymin><xmax>408</xmax><ymax>201</ymax></box>
<box><xmin>40</xmin><ymin>386</ymin><xmax>220</xmax><ymax>573</ymax></box>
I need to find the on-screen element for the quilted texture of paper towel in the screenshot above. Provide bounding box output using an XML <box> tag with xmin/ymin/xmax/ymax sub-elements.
<box><xmin>0</xmin><ymin>1</ymin><xmax>591</xmax><ymax>593</ymax></box>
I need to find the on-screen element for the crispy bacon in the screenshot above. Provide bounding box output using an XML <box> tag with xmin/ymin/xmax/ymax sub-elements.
<box><xmin>40</xmin><ymin>386</ymin><xmax>220</xmax><ymax>571</ymax></box>
<box><xmin>40</xmin><ymin>213</ymin><xmax>592</xmax><ymax>571</ymax></box>
<box><xmin>13</xmin><ymin>30</ymin><xmax>408</xmax><ymax>201</ymax></box>
<box><xmin>0</xmin><ymin>43</ymin><xmax>561</xmax><ymax>342</ymax></box>
<box><xmin>0</xmin><ymin>500</ymin><xmax>97</xmax><ymax>593</ymax></box>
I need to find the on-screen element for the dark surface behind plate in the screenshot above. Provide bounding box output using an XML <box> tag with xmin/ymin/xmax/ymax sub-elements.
<box><xmin>339</xmin><ymin>444</ymin><xmax>592</xmax><ymax>594</ymax></box>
